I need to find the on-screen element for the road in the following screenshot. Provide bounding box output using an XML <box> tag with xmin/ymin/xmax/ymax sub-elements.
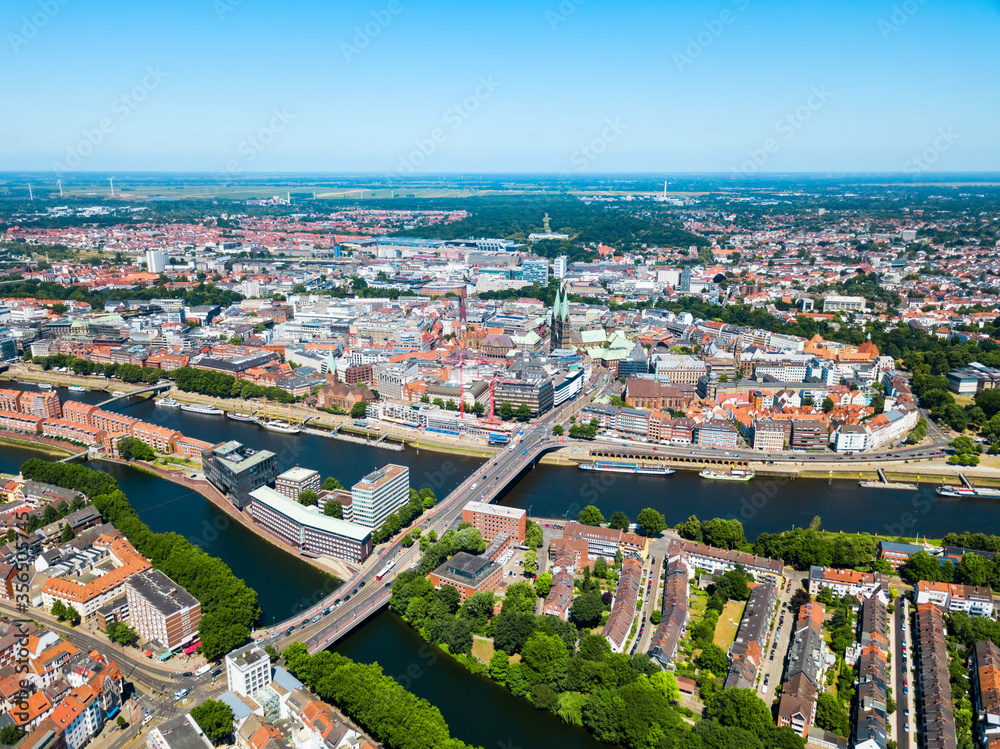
<box><xmin>895</xmin><ymin>597</ymin><xmax>916</xmax><ymax>749</ymax></box>
<box><xmin>261</xmin><ymin>376</ymin><xmax>606</xmax><ymax>650</ymax></box>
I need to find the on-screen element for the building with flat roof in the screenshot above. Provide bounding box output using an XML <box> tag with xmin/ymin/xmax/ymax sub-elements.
<box><xmin>226</xmin><ymin>643</ymin><xmax>271</xmax><ymax>697</ymax></box>
<box><xmin>274</xmin><ymin>467</ymin><xmax>321</xmax><ymax>502</ymax></box>
<box><xmin>428</xmin><ymin>551</ymin><xmax>503</xmax><ymax>603</ymax></box>
<box><xmin>147</xmin><ymin>713</ymin><xmax>215</xmax><ymax>749</ymax></box>
<box><xmin>462</xmin><ymin>502</ymin><xmax>526</xmax><ymax>545</ymax></box>
<box><xmin>249</xmin><ymin>486</ymin><xmax>372</xmax><ymax>563</ymax></box>
<box><xmin>124</xmin><ymin>569</ymin><xmax>202</xmax><ymax>651</ymax></box>
<box><xmin>203</xmin><ymin>441</ymin><xmax>278</xmax><ymax>510</ymax></box>
<box><xmin>822</xmin><ymin>295</ymin><xmax>866</xmax><ymax>313</ymax></box>
<box><xmin>350</xmin><ymin>464</ymin><xmax>409</xmax><ymax>529</ymax></box>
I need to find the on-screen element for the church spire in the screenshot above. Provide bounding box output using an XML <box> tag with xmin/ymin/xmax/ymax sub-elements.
<box><xmin>326</xmin><ymin>350</ymin><xmax>338</xmax><ymax>384</ymax></box>
<box><xmin>552</xmin><ymin>285</ymin><xmax>562</xmax><ymax>320</ymax></box>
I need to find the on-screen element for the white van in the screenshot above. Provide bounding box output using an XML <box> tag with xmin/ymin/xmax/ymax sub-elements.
<box><xmin>194</xmin><ymin>665</ymin><xmax>211</xmax><ymax>677</ymax></box>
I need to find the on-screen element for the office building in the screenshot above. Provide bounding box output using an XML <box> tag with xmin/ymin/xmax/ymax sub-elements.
<box><xmin>350</xmin><ymin>464</ymin><xmax>409</xmax><ymax>529</ymax></box>
<box><xmin>462</xmin><ymin>502</ymin><xmax>526</xmax><ymax>545</ymax></box>
<box><xmin>124</xmin><ymin>570</ymin><xmax>202</xmax><ymax>651</ymax></box>
<box><xmin>203</xmin><ymin>442</ymin><xmax>278</xmax><ymax>510</ymax></box>
<box><xmin>553</xmin><ymin>255</ymin><xmax>568</xmax><ymax>279</ymax></box>
<box><xmin>274</xmin><ymin>467</ymin><xmax>321</xmax><ymax>502</ymax></box>
<box><xmin>493</xmin><ymin>378</ymin><xmax>554</xmax><ymax>416</ymax></box>
<box><xmin>520</xmin><ymin>258</ymin><xmax>549</xmax><ymax>286</ymax></box>
<box><xmin>226</xmin><ymin>643</ymin><xmax>271</xmax><ymax>697</ymax></box>
<box><xmin>428</xmin><ymin>552</ymin><xmax>503</xmax><ymax>603</ymax></box>
<box><xmin>146</xmin><ymin>250</ymin><xmax>166</xmax><ymax>274</ymax></box>
<box><xmin>249</xmin><ymin>486</ymin><xmax>373</xmax><ymax>563</ymax></box>
<box><xmin>822</xmin><ymin>295</ymin><xmax>866</xmax><ymax>314</ymax></box>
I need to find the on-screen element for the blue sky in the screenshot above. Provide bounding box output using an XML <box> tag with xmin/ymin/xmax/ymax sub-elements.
<box><xmin>2</xmin><ymin>0</ymin><xmax>998</xmax><ymax>174</ymax></box>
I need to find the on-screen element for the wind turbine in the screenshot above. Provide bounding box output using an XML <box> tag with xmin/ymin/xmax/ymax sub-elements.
<box><xmin>108</xmin><ymin>177</ymin><xmax>116</xmax><ymax>197</ymax></box>
<box><xmin>26</xmin><ymin>184</ymin><xmax>33</xmax><ymax>201</ymax></box>
<box><xmin>56</xmin><ymin>180</ymin><xmax>63</xmax><ymax>198</ymax></box>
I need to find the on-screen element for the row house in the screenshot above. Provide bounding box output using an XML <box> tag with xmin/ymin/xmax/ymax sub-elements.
<box><xmin>914</xmin><ymin>580</ymin><xmax>995</xmax><ymax>617</ymax></box>
<box><xmin>40</xmin><ymin>421</ymin><xmax>107</xmax><ymax>447</ymax></box>
<box><xmin>561</xmin><ymin>522</ymin><xmax>648</xmax><ymax>560</ymax></box>
<box><xmin>777</xmin><ymin>602</ymin><xmax>831</xmax><ymax>737</ymax></box>
<box><xmin>542</xmin><ymin>538</ymin><xmax>585</xmax><ymax>620</ymax></box>
<box><xmin>973</xmin><ymin>640</ymin><xmax>1000</xmax><ymax>748</ymax></box>
<box><xmin>724</xmin><ymin>583</ymin><xmax>776</xmax><ymax>690</ymax></box>
<box><xmin>601</xmin><ymin>558</ymin><xmax>643</xmax><ymax>653</ymax></box>
<box><xmin>647</xmin><ymin>556</ymin><xmax>689</xmax><ymax>670</ymax></box>
<box><xmin>914</xmin><ymin>603</ymin><xmax>957</xmax><ymax>749</ymax></box>
<box><xmin>130</xmin><ymin>423</ymin><xmax>181</xmax><ymax>453</ymax></box>
<box><xmin>808</xmin><ymin>566</ymin><xmax>889</xmax><ymax>600</ymax></box>
<box><xmin>677</xmin><ymin>539</ymin><xmax>784</xmax><ymax>585</ymax></box>
<box><xmin>0</xmin><ymin>412</ymin><xmax>44</xmax><ymax>435</ymax></box>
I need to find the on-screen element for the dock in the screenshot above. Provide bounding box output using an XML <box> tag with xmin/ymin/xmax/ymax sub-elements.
<box><xmin>303</xmin><ymin>426</ymin><xmax>404</xmax><ymax>451</ymax></box>
<box><xmin>859</xmin><ymin>467</ymin><xmax>917</xmax><ymax>490</ymax></box>
<box><xmin>954</xmin><ymin>474</ymin><xmax>1000</xmax><ymax>498</ymax></box>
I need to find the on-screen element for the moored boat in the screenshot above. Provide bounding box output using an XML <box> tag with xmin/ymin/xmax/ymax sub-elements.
<box><xmin>578</xmin><ymin>461</ymin><xmax>675</xmax><ymax>476</ymax></box>
<box><xmin>156</xmin><ymin>397</ymin><xmax>181</xmax><ymax>408</ymax></box>
<box><xmin>68</xmin><ymin>385</ymin><xmax>87</xmax><ymax>393</ymax></box>
<box><xmin>699</xmin><ymin>468</ymin><xmax>755</xmax><ymax>481</ymax></box>
<box><xmin>180</xmin><ymin>403</ymin><xmax>224</xmax><ymax>416</ymax></box>
<box><xmin>259</xmin><ymin>420</ymin><xmax>301</xmax><ymax>434</ymax></box>
<box><xmin>227</xmin><ymin>412</ymin><xmax>256</xmax><ymax>422</ymax></box>
<box><xmin>935</xmin><ymin>485</ymin><xmax>977</xmax><ymax>498</ymax></box>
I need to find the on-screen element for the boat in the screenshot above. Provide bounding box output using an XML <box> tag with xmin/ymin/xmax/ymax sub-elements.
<box><xmin>111</xmin><ymin>390</ymin><xmax>127</xmax><ymax>397</ymax></box>
<box><xmin>259</xmin><ymin>420</ymin><xmax>301</xmax><ymax>434</ymax></box>
<box><xmin>180</xmin><ymin>403</ymin><xmax>224</xmax><ymax>416</ymax></box>
<box><xmin>699</xmin><ymin>468</ymin><xmax>755</xmax><ymax>481</ymax></box>
<box><xmin>156</xmin><ymin>397</ymin><xmax>181</xmax><ymax>408</ymax></box>
<box><xmin>578</xmin><ymin>461</ymin><xmax>675</xmax><ymax>476</ymax></box>
<box><xmin>38</xmin><ymin>383</ymin><xmax>53</xmax><ymax>390</ymax></box>
<box><xmin>68</xmin><ymin>385</ymin><xmax>87</xmax><ymax>393</ymax></box>
<box><xmin>935</xmin><ymin>485</ymin><xmax>977</xmax><ymax>498</ymax></box>
<box><xmin>227</xmin><ymin>412</ymin><xmax>256</xmax><ymax>422</ymax></box>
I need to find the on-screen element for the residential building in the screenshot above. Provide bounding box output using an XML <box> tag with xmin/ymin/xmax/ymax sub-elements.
<box><xmin>602</xmin><ymin>558</ymin><xmax>643</xmax><ymax>653</ymax></box>
<box><xmin>146</xmin><ymin>713</ymin><xmax>215</xmax><ymax>749</ymax></box>
<box><xmin>677</xmin><ymin>540</ymin><xmax>784</xmax><ymax>585</ymax></box>
<box><xmin>914</xmin><ymin>580</ymin><xmax>995</xmax><ymax>616</ymax></box>
<box><xmin>562</xmin><ymin>522</ymin><xmax>648</xmax><ymax>560</ymax></box>
<box><xmin>350</xmin><ymin>464</ymin><xmax>409</xmax><ymax>530</ymax></box>
<box><xmin>724</xmin><ymin>583</ymin><xmax>776</xmax><ymax>690</ymax></box>
<box><xmin>777</xmin><ymin>602</ymin><xmax>832</xmax><ymax>737</ymax></box>
<box><xmin>877</xmin><ymin>541</ymin><xmax>924</xmax><ymax>571</ymax></box>
<box><xmin>808</xmin><ymin>566</ymin><xmax>889</xmax><ymax>599</ymax></box>
<box><xmin>914</xmin><ymin>603</ymin><xmax>957</xmax><ymax>749</ymax></box>
<box><xmin>203</xmin><ymin>441</ymin><xmax>278</xmax><ymax>510</ymax></box>
<box><xmin>648</xmin><ymin>557</ymin><xmax>689</xmax><ymax>670</ymax></box>
<box><xmin>973</xmin><ymin>640</ymin><xmax>1000</xmax><ymax>748</ymax></box>
<box><xmin>124</xmin><ymin>569</ymin><xmax>202</xmax><ymax>651</ymax></box>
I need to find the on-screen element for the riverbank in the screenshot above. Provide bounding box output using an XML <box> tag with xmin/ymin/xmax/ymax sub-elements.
<box><xmin>0</xmin><ymin>431</ymin><xmax>77</xmax><ymax>458</ymax></box>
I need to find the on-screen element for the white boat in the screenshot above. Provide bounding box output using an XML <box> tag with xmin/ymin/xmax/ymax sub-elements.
<box><xmin>259</xmin><ymin>420</ymin><xmax>301</xmax><ymax>434</ymax></box>
<box><xmin>68</xmin><ymin>385</ymin><xmax>87</xmax><ymax>393</ymax></box>
<box><xmin>578</xmin><ymin>461</ymin><xmax>675</xmax><ymax>476</ymax></box>
<box><xmin>112</xmin><ymin>390</ymin><xmax>127</xmax><ymax>397</ymax></box>
<box><xmin>227</xmin><ymin>412</ymin><xmax>256</xmax><ymax>422</ymax></box>
<box><xmin>156</xmin><ymin>398</ymin><xmax>181</xmax><ymax>408</ymax></box>
<box><xmin>935</xmin><ymin>485</ymin><xmax>976</xmax><ymax>498</ymax></box>
<box><xmin>180</xmin><ymin>403</ymin><xmax>224</xmax><ymax>416</ymax></box>
<box><xmin>699</xmin><ymin>468</ymin><xmax>755</xmax><ymax>481</ymax></box>
<box><xmin>38</xmin><ymin>382</ymin><xmax>53</xmax><ymax>390</ymax></box>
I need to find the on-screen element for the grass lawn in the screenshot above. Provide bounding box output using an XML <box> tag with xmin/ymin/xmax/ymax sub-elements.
<box><xmin>471</xmin><ymin>636</ymin><xmax>494</xmax><ymax>664</ymax></box>
<box><xmin>713</xmin><ymin>600</ymin><xmax>746</xmax><ymax>650</ymax></box>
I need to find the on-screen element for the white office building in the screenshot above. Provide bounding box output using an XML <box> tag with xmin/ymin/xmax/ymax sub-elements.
<box><xmin>554</xmin><ymin>255</ymin><xmax>568</xmax><ymax>280</ymax></box>
<box><xmin>225</xmin><ymin>643</ymin><xmax>271</xmax><ymax>697</ymax></box>
<box><xmin>351</xmin><ymin>464</ymin><xmax>409</xmax><ymax>529</ymax></box>
<box><xmin>146</xmin><ymin>249</ymin><xmax>166</xmax><ymax>274</ymax></box>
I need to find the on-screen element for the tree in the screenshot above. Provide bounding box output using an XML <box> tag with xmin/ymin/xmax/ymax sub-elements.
<box><xmin>106</xmin><ymin>621</ymin><xmax>138</xmax><ymax>647</ymax></box>
<box><xmin>524</xmin><ymin>549</ymin><xmax>538</xmax><ymax>576</ymax></box>
<box><xmin>323</xmin><ymin>500</ymin><xmax>343</xmax><ymax>519</ymax></box>
<box><xmin>553</xmin><ymin>424</ymin><xmax>564</xmax><ymax>436</ymax></box>
<box><xmin>608</xmin><ymin>511</ymin><xmax>631</xmax><ymax>531</ymax></box>
<box><xmin>707</xmin><ymin>687</ymin><xmax>776</xmax><ymax>736</ymax></box>
<box><xmin>593</xmin><ymin>556</ymin><xmax>609</xmax><ymax>579</ymax></box>
<box><xmin>578</xmin><ymin>505</ymin><xmax>604</xmax><ymax>526</ymax></box>
<box><xmin>64</xmin><ymin>606</ymin><xmax>79</xmax><ymax>625</ymax></box>
<box><xmin>524</xmin><ymin>520</ymin><xmax>544</xmax><ymax>549</ymax></box>
<box><xmin>637</xmin><ymin>508</ymin><xmax>667</xmax><ymax>536</ymax></box>
<box><xmin>489</xmin><ymin>649</ymin><xmax>510</xmax><ymax>684</ymax></box>
<box><xmin>190</xmin><ymin>700</ymin><xmax>235</xmax><ymax>746</ymax></box>
<box><xmin>815</xmin><ymin>692</ymin><xmax>850</xmax><ymax>737</ymax></box>
<box><xmin>61</xmin><ymin>523</ymin><xmax>75</xmax><ymax>542</ymax></box>
<box><xmin>322</xmin><ymin>477</ymin><xmax>342</xmax><ymax>491</ymax></box>
<box><xmin>498</xmin><ymin>401</ymin><xmax>514</xmax><ymax>421</ymax></box>
<box><xmin>0</xmin><ymin>726</ymin><xmax>25</xmax><ymax>745</ymax></box>
<box><xmin>822</xmin><ymin>396</ymin><xmax>835</xmax><ymax>413</ymax></box>
<box><xmin>51</xmin><ymin>599</ymin><xmax>66</xmax><ymax>620</ymax></box>
<box><xmin>535</xmin><ymin>572</ymin><xmax>552</xmax><ymax>599</ymax></box>
<box><xmin>298</xmin><ymin>490</ymin><xmax>319</xmax><ymax>507</ymax></box>
<box><xmin>570</xmin><ymin>591</ymin><xmax>604</xmax><ymax>629</ymax></box>
<box><xmin>116</xmin><ymin>716</ymin><xmax>127</xmax><ymax>730</ymax></box>
<box><xmin>350</xmin><ymin>401</ymin><xmax>368</xmax><ymax>418</ymax></box>
<box><xmin>502</xmin><ymin>581</ymin><xmax>537</xmax><ymax>615</ymax></box>
<box><xmin>696</xmin><ymin>643</ymin><xmax>730</xmax><ymax>676</ymax></box>
<box><xmin>117</xmin><ymin>437</ymin><xmax>155</xmax><ymax>461</ymax></box>
<box><xmin>515</xmin><ymin>403</ymin><xmax>532</xmax><ymax>422</ymax></box>
<box><xmin>677</xmin><ymin>514</ymin><xmax>703</xmax><ymax>542</ymax></box>
<box><xmin>649</xmin><ymin>670</ymin><xmax>680</xmax><ymax>703</ymax></box>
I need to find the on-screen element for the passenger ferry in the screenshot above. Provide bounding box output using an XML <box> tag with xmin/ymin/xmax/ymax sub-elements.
<box><xmin>578</xmin><ymin>461</ymin><xmax>675</xmax><ymax>476</ymax></box>
<box><xmin>259</xmin><ymin>420</ymin><xmax>301</xmax><ymax>434</ymax></box>
<box><xmin>180</xmin><ymin>403</ymin><xmax>224</xmax><ymax>416</ymax></box>
<box><xmin>226</xmin><ymin>412</ymin><xmax>256</xmax><ymax>422</ymax></box>
<box><xmin>699</xmin><ymin>468</ymin><xmax>755</xmax><ymax>482</ymax></box>
<box><xmin>155</xmin><ymin>397</ymin><xmax>181</xmax><ymax>408</ymax></box>
<box><xmin>111</xmin><ymin>390</ymin><xmax>127</xmax><ymax>397</ymax></box>
<box><xmin>37</xmin><ymin>382</ymin><xmax>53</xmax><ymax>390</ymax></box>
<box><xmin>68</xmin><ymin>385</ymin><xmax>87</xmax><ymax>393</ymax></box>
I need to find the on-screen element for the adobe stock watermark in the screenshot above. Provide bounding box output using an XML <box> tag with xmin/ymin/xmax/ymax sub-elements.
<box><xmin>903</xmin><ymin>128</ymin><xmax>959</xmax><ymax>173</ymax></box>
<box><xmin>341</xmin><ymin>0</ymin><xmax>404</xmax><ymax>63</ymax></box>
<box><xmin>8</xmin><ymin>0</ymin><xmax>71</xmax><ymax>53</ymax></box>
<box><xmin>214</xmin><ymin>108</ymin><xmax>296</xmax><ymax>182</ymax></box>
<box><xmin>731</xmin><ymin>85</ymin><xmax>832</xmax><ymax>177</ymax></box>
<box><xmin>51</xmin><ymin>67</ymin><xmax>169</xmax><ymax>175</ymax></box>
<box><xmin>878</xmin><ymin>0</ymin><xmax>930</xmax><ymax>41</ymax></box>
<box><xmin>396</xmin><ymin>76</ymin><xmax>501</xmax><ymax>174</ymax></box>
<box><xmin>673</xmin><ymin>0</ymin><xmax>751</xmax><ymax>73</ymax></box>
<box><xmin>546</xmin><ymin>0</ymin><xmax>585</xmax><ymax>31</ymax></box>
<box><xmin>214</xmin><ymin>0</ymin><xmax>243</xmax><ymax>22</ymax></box>
<box><xmin>566</xmin><ymin>117</ymin><xmax>628</xmax><ymax>173</ymax></box>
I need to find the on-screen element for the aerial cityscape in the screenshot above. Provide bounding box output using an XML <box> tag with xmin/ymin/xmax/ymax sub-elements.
<box><xmin>2</xmin><ymin>2</ymin><xmax>1000</xmax><ymax>749</ymax></box>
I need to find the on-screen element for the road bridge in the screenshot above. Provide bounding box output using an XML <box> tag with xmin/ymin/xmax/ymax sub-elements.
<box><xmin>96</xmin><ymin>383</ymin><xmax>172</xmax><ymax>408</ymax></box>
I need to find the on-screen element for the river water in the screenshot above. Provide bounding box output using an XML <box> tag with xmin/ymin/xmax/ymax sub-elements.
<box><xmin>3</xmin><ymin>382</ymin><xmax>997</xmax><ymax>749</ymax></box>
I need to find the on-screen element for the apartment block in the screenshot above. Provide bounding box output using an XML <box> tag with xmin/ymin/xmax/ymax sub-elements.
<box><xmin>562</xmin><ymin>521</ymin><xmax>648</xmax><ymax>560</ymax></box>
<box><xmin>350</xmin><ymin>464</ymin><xmax>409</xmax><ymax>529</ymax></box>
<box><xmin>125</xmin><ymin>569</ymin><xmax>202</xmax><ymax>651</ymax></box>
<box><xmin>677</xmin><ymin>539</ymin><xmax>784</xmax><ymax>585</ymax></box>
<box><xmin>914</xmin><ymin>603</ymin><xmax>956</xmax><ymax>749</ymax></box>
<box><xmin>914</xmin><ymin>580</ymin><xmax>995</xmax><ymax>616</ymax></box>
<box><xmin>40</xmin><ymin>420</ymin><xmax>107</xmax><ymax>447</ymax></box>
<box><xmin>808</xmin><ymin>566</ymin><xmax>889</xmax><ymax>600</ymax></box>
<box><xmin>973</xmin><ymin>640</ymin><xmax>1000</xmax><ymax>748</ymax></box>
<box><xmin>275</xmin><ymin>467</ymin><xmax>321</xmax><ymax>502</ymax></box>
<box><xmin>429</xmin><ymin>552</ymin><xmax>503</xmax><ymax>603</ymax></box>
<box><xmin>20</xmin><ymin>392</ymin><xmax>62</xmax><ymax>419</ymax></box>
<box><xmin>226</xmin><ymin>643</ymin><xmax>271</xmax><ymax>697</ymax></box>
<box><xmin>724</xmin><ymin>583</ymin><xmax>777</xmax><ymax>690</ymax></box>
